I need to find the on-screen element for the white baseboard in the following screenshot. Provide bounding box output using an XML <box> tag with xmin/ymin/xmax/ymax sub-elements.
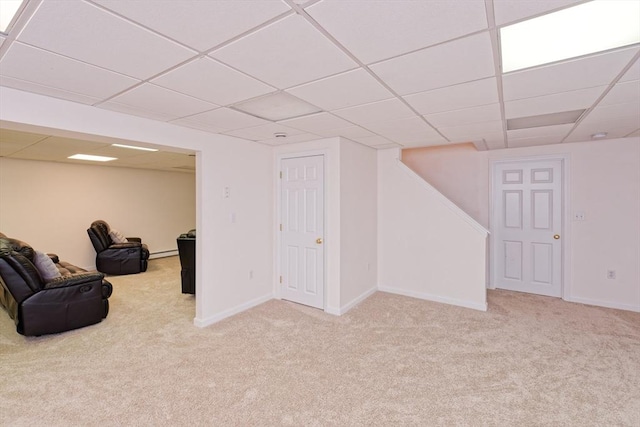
<box><xmin>378</xmin><ymin>285</ymin><xmax>488</xmax><ymax>312</ymax></box>
<box><xmin>325</xmin><ymin>287</ymin><xmax>377</xmax><ymax>316</ymax></box>
<box><xmin>149</xmin><ymin>249</ymin><xmax>178</xmax><ymax>259</ymax></box>
<box><xmin>193</xmin><ymin>293</ymin><xmax>274</xmax><ymax>328</ymax></box>
<box><xmin>563</xmin><ymin>296</ymin><xmax>640</xmax><ymax>313</ymax></box>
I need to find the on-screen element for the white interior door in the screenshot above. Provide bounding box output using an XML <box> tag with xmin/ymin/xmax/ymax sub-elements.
<box><xmin>279</xmin><ymin>155</ymin><xmax>324</xmax><ymax>309</ymax></box>
<box><xmin>492</xmin><ymin>159</ymin><xmax>563</xmax><ymax>297</ymax></box>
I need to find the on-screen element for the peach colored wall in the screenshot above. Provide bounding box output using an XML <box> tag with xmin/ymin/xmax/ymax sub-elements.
<box><xmin>401</xmin><ymin>137</ymin><xmax>640</xmax><ymax>312</ymax></box>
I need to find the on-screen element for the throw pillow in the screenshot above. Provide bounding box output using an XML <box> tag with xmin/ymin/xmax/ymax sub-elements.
<box><xmin>33</xmin><ymin>250</ymin><xmax>62</xmax><ymax>282</ymax></box>
<box><xmin>109</xmin><ymin>229</ymin><xmax>128</xmax><ymax>244</ymax></box>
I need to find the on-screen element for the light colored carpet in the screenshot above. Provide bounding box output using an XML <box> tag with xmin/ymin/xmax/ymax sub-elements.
<box><xmin>1</xmin><ymin>256</ymin><xmax>638</xmax><ymax>426</ymax></box>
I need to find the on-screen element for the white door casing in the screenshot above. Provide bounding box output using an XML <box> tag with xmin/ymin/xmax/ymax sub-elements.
<box><xmin>279</xmin><ymin>155</ymin><xmax>325</xmax><ymax>309</ymax></box>
<box><xmin>491</xmin><ymin>158</ymin><xmax>563</xmax><ymax>297</ymax></box>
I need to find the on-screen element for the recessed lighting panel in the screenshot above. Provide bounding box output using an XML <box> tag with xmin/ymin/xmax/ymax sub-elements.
<box><xmin>111</xmin><ymin>143</ymin><xmax>158</xmax><ymax>152</ymax></box>
<box><xmin>231</xmin><ymin>92</ymin><xmax>321</xmax><ymax>121</ymax></box>
<box><xmin>0</xmin><ymin>0</ymin><xmax>25</xmax><ymax>33</ymax></box>
<box><xmin>507</xmin><ymin>109</ymin><xmax>585</xmax><ymax>130</ymax></box>
<box><xmin>501</xmin><ymin>0</ymin><xmax>640</xmax><ymax>73</ymax></box>
<box><xmin>68</xmin><ymin>154</ymin><xmax>117</xmax><ymax>162</ymax></box>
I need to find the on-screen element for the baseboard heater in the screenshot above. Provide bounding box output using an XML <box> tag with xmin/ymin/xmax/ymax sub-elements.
<box><xmin>149</xmin><ymin>249</ymin><xmax>178</xmax><ymax>259</ymax></box>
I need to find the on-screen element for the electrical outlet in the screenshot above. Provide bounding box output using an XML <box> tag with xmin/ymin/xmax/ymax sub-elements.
<box><xmin>607</xmin><ymin>270</ymin><xmax>616</xmax><ymax>279</ymax></box>
<box><xmin>574</xmin><ymin>212</ymin><xmax>586</xmax><ymax>221</ymax></box>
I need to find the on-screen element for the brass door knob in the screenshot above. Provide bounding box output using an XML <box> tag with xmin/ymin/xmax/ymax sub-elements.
<box><xmin>553</xmin><ymin>234</ymin><xmax>560</xmax><ymax>240</ymax></box>
<box><xmin>316</xmin><ymin>238</ymin><xmax>323</xmax><ymax>244</ymax></box>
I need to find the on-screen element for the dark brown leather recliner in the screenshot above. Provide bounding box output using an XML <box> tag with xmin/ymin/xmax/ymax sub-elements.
<box><xmin>0</xmin><ymin>233</ymin><xmax>112</xmax><ymax>336</ymax></box>
<box><xmin>87</xmin><ymin>220</ymin><xmax>149</xmax><ymax>275</ymax></box>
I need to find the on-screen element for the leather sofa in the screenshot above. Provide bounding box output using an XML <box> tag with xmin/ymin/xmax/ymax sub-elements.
<box><xmin>87</xmin><ymin>220</ymin><xmax>149</xmax><ymax>275</ymax></box>
<box><xmin>177</xmin><ymin>229</ymin><xmax>195</xmax><ymax>294</ymax></box>
<box><xmin>0</xmin><ymin>233</ymin><xmax>113</xmax><ymax>336</ymax></box>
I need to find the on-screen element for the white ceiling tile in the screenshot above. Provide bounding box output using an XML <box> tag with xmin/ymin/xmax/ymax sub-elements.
<box><xmin>210</xmin><ymin>14</ymin><xmax>357</xmax><ymax>89</ymax></box>
<box><xmin>493</xmin><ymin>0</ymin><xmax>582</xmax><ymax>26</ymax></box>
<box><xmin>361</xmin><ymin>117</ymin><xmax>441</xmax><ymax>143</ymax></box>
<box><xmin>172</xmin><ymin>108</ymin><xmax>269</xmax><ymax>132</ymax></box>
<box><xmin>599</xmin><ymin>80</ymin><xmax>640</xmax><ymax>106</ymax></box>
<box><xmin>332</xmin><ymin>98</ymin><xmax>415</xmax><ymax>127</ymax></box>
<box><xmin>351</xmin><ymin>135</ymin><xmax>396</xmax><ymax>147</ymax></box>
<box><xmin>169</xmin><ymin>120</ymin><xmax>225</xmax><ymax>134</ymax></box>
<box><xmin>585</xmin><ymin>101</ymin><xmax>640</xmax><ymax>123</ymax></box>
<box><xmin>93</xmin><ymin>0</ymin><xmax>290</xmax><ymax>51</ymax></box>
<box><xmin>370</xmin><ymin>33</ymin><xmax>496</xmax><ymax>96</ymax></box>
<box><xmin>96</xmin><ymin>101</ymin><xmax>176</xmax><ymax>122</ymax></box>
<box><xmin>100</xmin><ymin>84</ymin><xmax>218</xmax><ymax>121</ymax></box>
<box><xmin>279</xmin><ymin>113</ymin><xmax>353</xmax><ymax>134</ymax></box>
<box><xmin>0</xmin><ymin>42</ymin><xmax>139</xmax><ymax>100</ymax></box>
<box><xmin>404</xmin><ymin>78</ymin><xmax>499</xmax><ymax>115</ymax></box>
<box><xmin>0</xmin><ymin>75</ymin><xmax>101</xmax><ymax>105</ymax></box>
<box><xmin>17</xmin><ymin>0</ymin><xmax>195</xmax><ymax>79</ymax></box>
<box><xmin>620</xmin><ymin>59</ymin><xmax>640</xmax><ymax>82</ymax></box>
<box><xmin>438</xmin><ymin>120</ymin><xmax>504</xmax><ymax>140</ymax></box>
<box><xmin>224</xmin><ymin>123</ymin><xmax>305</xmax><ymax>141</ymax></box>
<box><xmin>508</xmin><ymin>135</ymin><xmax>563</xmax><ymax>148</ymax></box>
<box><xmin>318</xmin><ymin>126</ymin><xmax>376</xmax><ymax>139</ymax></box>
<box><xmin>258</xmin><ymin>132</ymin><xmax>322</xmax><ymax>146</ymax></box>
<box><xmin>565</xmin><ymin>113</ymin><xmax>640</xmax><ymax>143</ymax></box>
<box><xmin>151</xmin><ymin>57</ymin><xmax>275</xmax><ymax>106</ymax></box>
<box><xmin>425</xmin><ymin>104</ymin><xmax>502</xmax><ymax>128</ymax></box>
<box><xmin>502</xmin><ymin>46</ymin><xmax>640</xmax><ymax>101</ymax></box>
<box><xmin>504</xmin><ymin>86</ymin><xmax>606</xmax><ymax>119</ymax></box>
<box><xmin>286</xmin><ymin>68</ymin><xmax>393</xmax><ymax>111</ymax></box>
<box><xmin>307</xmin><ymin>0</ymin><xmax>487</xmax><ymax>63</ymax></box>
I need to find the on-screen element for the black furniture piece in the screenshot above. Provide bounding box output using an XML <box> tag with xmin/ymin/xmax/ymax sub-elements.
<box><xmin>177</xmin><ymin>229</ymin><xmax>195</xmax><ymax>294</ymax></box>
<box><xmin>0</xmin><ymin>233</ymin><xmax>112</xmax><ymax>336</ymax></box>
<box><xmin>87</xmin><ymin>220</ymin><xmax>149</xmax><ymax>275</ymax></box>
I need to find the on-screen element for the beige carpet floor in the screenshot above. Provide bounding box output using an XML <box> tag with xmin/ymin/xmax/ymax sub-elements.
<box><xmin>1</xmin><ymin>256</ymin><xmax>638</xmax><ymax>426</ymax></box>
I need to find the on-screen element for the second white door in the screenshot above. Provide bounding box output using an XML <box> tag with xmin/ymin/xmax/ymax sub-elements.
<box><xmin>492</xmin><ymin>159</ymin><xmax>563</xmax><ymax>297</ymax></box>
<box><xmin>280</xmin><ymin>155</ymin><xmax>324</xmax><ymax>309</ymax></box>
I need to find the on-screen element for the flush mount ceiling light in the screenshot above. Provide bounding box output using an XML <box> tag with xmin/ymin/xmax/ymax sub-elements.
<box><xmin>500</xmin><ymin>0</ymin><xmax>640</xmax><ymax>73</ymax></box>
<box><xmin>591</xmin><ymin>132</ymin><xmax>608</xmax><ymax>139</ymax></box>
<box><xmin>0</xmin><ymin>0</ymin><xmax>25</xmax><ymax>33</ymax></box>
<box><xmin>231</xmin><ymin>92</ymin><xmax>321</xmax><ymax>121</ymax></box>
<box><xmin>111</xmin><ymin>143</ymin><xmax>158</xmax><ymax>152</ymax></box>
<box><xmin>274</xmin><ymin>132</ymin><xmax>287</xmax><ymax>138</ymax></box>
<box><xmin>507</xmin><ymin>109</ymin><xmax>585</xmax><ymax>130</ymax></box>
<box><xmin>68</xmin><ymin>154</ymin><xmax>117</xmax><ymax>162</ymax></box>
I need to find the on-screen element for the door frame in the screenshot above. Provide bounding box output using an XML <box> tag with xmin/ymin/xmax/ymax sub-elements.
<box><xmin>489</xmin><ymin>154</ymin><xmax>572</xmax><ymax>300</ymax></box>
<box><xmin>274</xmin><ymin>150</ymin><xmax>328</xmax><ymax>310</ymax></box>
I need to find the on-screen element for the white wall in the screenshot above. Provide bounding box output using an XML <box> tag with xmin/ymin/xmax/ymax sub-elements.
<box><xmin>340</xmin><ymin>138</ymin><xmax>377</xmax><ymax>312</ymax></box>
<box><xmin>0</xmin><ymin>157</ymin><xmax>194</xmax><ymax>270</ymax></box>
<box><xmin>0</xmin><ymin>87</ymin><xmax>274</xmax><ymax>326</ymax></box>
<box><xmin>402</xmin><ymin>137</ymin><xmax>640</xmax><ymax>312</ymax></box>
<box><xmin>377</xmin><ymin>148</ymin><xmax>488</xmax><ymax>311</ymax></box>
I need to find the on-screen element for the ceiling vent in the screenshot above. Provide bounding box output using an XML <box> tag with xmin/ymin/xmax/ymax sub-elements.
<box><xmin>231</xmin><ymin>92</ymin><xmax>321</xmax><ymax>121</ymax></box>
<box><xmin>507</xmin><ymin>109</ymin><xmax>586</xmax><ymax>131</ymax></box>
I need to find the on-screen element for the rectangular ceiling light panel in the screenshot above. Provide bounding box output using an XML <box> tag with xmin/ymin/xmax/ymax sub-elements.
<box><xmin>0</xmin><ymin>0</ymin><xmax>25</xmax><ymax>33</ymax></box>
<box><xmin>501</xmin><ymin>0</ymin><xmax>640</xmax><ymax>73</ymax></box>
<box><xmin>111</xmin><ymin>143</ymin><xmax>158</xmax><ymax>152</ymax></box>
<box><xmin>507</xmin><ymin>109</ymin><xmax>585</xmax><ymax>130</ymax></box>
<box><xmin>68</xmin><ymin>154</ymin><xmax>117</xmax><ymax>162</ymax></box>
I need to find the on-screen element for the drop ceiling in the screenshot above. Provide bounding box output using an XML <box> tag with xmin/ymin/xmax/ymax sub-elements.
<box><xmin>0</xmin><ymin>0</ymin><xmax>638</xmax><ymax>171</ymax></box>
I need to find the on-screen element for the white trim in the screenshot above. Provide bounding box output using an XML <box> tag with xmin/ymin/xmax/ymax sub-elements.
<box><xmin>274</xmin><ymin>149</ymin><xmax>329</xmax><ymax>310</ymax></box>
<box><xmin>378</xmin><ymin>286</ymin><xmax>488</xmax><ymax>312</ymax></box>
<box><xmin>149</xmin><ymin>249</ymin><xmax>178</xmax><ymax>259</ymax></box>
<box><xmin>325</xmin><ymin>287</ymin><xmax>377</xmax><ymax>315</ymax></box>
<box><xmin>488</xmin><ymin>154</ymin><xmax>572</xmax><ymax>299</ymax></box>
<box><xmin>396</xmin><ymin>159</ymin><xmax>489</xmax><ymax>236</ymax></box>
<box><xmin>564</xmin><ymin>296</ymin><xmax>640</xmax><ymax>313</ymax></box>
<box><xmin>193</xmin><ymin>293</ymin><xmax>273</xmax><ymax>328</ymax></box>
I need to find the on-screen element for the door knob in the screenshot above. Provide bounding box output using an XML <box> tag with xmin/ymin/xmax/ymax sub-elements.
<box><xmin>316</xmin><ymin>238</ymin><xmax>323</xmax><ymax>244</ymax></box>
<box><xmin>553</xmin><ymin>234</ymin><xmax>560</xmax><ymax>240</ymax></box>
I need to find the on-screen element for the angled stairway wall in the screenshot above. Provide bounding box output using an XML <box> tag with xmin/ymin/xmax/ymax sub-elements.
<box><xmin>377</xmin><ymin>148</ymin><xmax>488</xmax><ymax>311</ymax></box>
